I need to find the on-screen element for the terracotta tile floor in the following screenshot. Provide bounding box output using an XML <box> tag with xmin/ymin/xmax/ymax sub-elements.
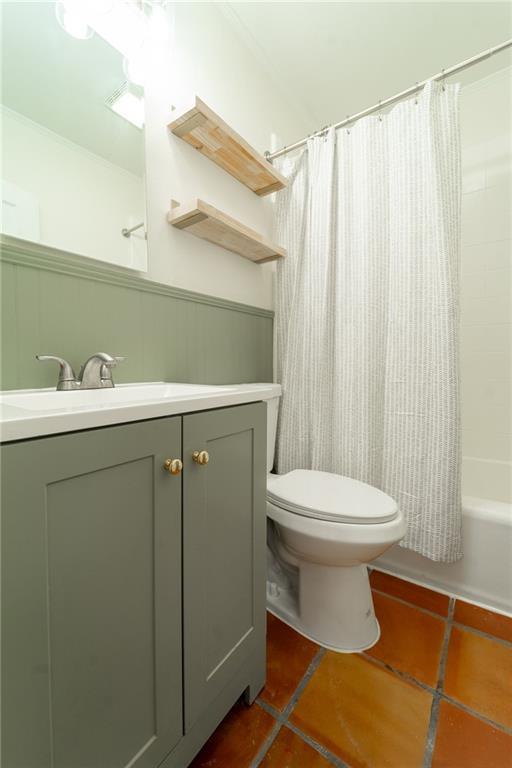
<box><xmin>190</xmin><ymin>570</ymin><xmax>512</xmax><ymax>768</ymax></box>
<box><xmin>260</xmin><ymin>612</ymin><xmax>320</xmax><ymax>712</ymax></box>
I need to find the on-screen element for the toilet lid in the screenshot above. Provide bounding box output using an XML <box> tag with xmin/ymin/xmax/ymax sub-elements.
<box><xmin>267</xmin><ymin>470</ymin><xmax>398</xmax><ymax>524</ymax></box>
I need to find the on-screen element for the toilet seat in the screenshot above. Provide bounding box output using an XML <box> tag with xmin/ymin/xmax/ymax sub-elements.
<box><xmin>267</xmin><ymin>470</ymin><xmax>398</xmax><ymax>524</ymax></box>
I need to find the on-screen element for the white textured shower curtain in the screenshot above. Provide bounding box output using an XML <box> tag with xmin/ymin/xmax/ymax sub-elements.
<box><xmin>274</xmin><ymin>82</ymin><xmax>462</xmax><ymax>562</ymax></box>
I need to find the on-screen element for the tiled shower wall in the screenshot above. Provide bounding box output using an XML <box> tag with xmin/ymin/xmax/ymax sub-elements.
<box><xmin>460</xmin><ymin>66</ymin><xmax>511</xmax><ymax>503</ymax></box>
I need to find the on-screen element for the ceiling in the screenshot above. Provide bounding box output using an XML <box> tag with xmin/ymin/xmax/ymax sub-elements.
<box><xmin>2</xmin><ymin>2</ymin><xmax>510</xmax><ymax>168</ymax></box>
<box><xmin>221</xmin><ymin>1</ymin><xmax>512</xmax><ymax>144</ymax></box>
<box><xmin>1</xmin><ymin>1</ymin><xmax>144</xmax><ymax>176</ymax></box>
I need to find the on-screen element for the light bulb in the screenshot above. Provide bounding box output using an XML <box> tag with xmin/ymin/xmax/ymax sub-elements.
<box><xmin>124</xmin><ymin>48</ymin><xmax>147</xmax><ymax>87</ymax></box>
<box><xmin>147</xmin><ymin>4</ymin><xmax>170</xmax><ymax>44</ymax></box>
<box><xmin>55</xmin><ymin>1</ymin><xmax>92</xmax><ymax>40</ymax></box>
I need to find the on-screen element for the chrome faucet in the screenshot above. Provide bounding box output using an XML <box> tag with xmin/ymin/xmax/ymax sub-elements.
<box><xmin>36</xmin><ymin>353</ymin><xmax>125</xmax><ymax>390</ymax></box>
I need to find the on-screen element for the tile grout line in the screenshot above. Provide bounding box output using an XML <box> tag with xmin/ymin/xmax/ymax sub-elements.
<box><xmin>423</xmin><ymin>596</ymin><xmax>455</xmax><ymax>768</ymax></box>
<box><xmin>361</xmin><ymin>639</ymin><xmax>512</xmax><ymax>737</ymax></box>
<box><xmin>371</xmin><ymin>587</ymin><xmax>451</xmax><ymax>621</ymax></box>
<box><xmin>451</xmin><ymin>620</ymin><xmax>512</xmax><ymax>649</ymax></box>
<box><xmin>255</xmin><ymin>698</ymin><xmax>283</xmax><ymax>721</ymax></box>
<box><xmin>251</xmin><ymin>647</ymin><xmax>327</xmax><ymax>768</ymax></box>
<box><xmin>359</xmin><ymin>652</ymin><xmax>438</xmax><ymax>696</ymax></box>
<box><xmin>280</xmin><ymin>647</ymin><xmax>351</xmax><ymax>768</ymax></box>
<box><xmin>282</xmin><ymin>647</ymin><xmax>327</xmax><ymax>719</ymax></box>
<box><xmin>373</xmin><ymin>587</ymin><xmax>512</xmax><ymax>649</ymax></box>
<box><xmin>436</xmin><ymin>597</ymin><xmax>455</xmax><ymax>695</ymax></box>
<box><xmin>440</xmin><ymin>694</ymin><xmax>512</xmax><ymax>737</ymax></box>
<box><xmin>435</xmin><ymin>600</ymin><xmax>512</xmax><ymax>736</ymax></box>
<box><xmin>249</xmin><ymin>716</ymin><xmax>283</xmax><ymax>768</ymax></box>
<box><xmin>284</xmin><ymin>720</ymin><xmax>350</xmax><ymax>768</ymax></box>
<box><xmin>254</xmin><ymin>697</ymin><xmax>350</xmax><ymax>768</ymax></box>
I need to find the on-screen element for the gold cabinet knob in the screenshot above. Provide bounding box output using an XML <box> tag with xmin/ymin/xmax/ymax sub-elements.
<box><xmin>163</xmin><ymin>458</ymin><xmax>183</xmax><ymax>475</ymax></box>
<box><xmin>192</xmin><ymin>450</ymin><xmax>209</xmax><ymax>466</ymax></box>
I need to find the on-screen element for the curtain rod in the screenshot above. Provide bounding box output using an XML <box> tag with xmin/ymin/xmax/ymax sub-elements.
<box><xmin>265</xmin><ymin>39</ymin><xmax>512</xmax><ymax>161</ymax></box>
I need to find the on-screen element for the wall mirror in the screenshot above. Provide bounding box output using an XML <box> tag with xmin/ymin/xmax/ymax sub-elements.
<box><xmin>1</xmin><ymin>1</ymin><xmax>148</xmax><ymax>271</ymax></box>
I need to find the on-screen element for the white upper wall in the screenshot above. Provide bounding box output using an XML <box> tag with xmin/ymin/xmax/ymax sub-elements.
<box><xmin>142</xmin><ymin>2</ymin><xmax>310</xmax><ymax>310</ymax></box>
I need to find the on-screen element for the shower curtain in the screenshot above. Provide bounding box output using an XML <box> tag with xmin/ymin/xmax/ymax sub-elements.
<box><xmin>273</xmin><ymin>81</ymin><xmax>462</xmax><ymax>562</ymax></box>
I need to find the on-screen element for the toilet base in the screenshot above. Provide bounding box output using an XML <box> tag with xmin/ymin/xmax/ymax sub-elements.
<box><xmin>266</xmin><ymin>562</ymin><xmax>380</xmax><ymax>653</ymax></box>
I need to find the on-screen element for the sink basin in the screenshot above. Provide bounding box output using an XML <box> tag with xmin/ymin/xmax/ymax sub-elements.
<box><xmin>0</xmin><ymin>382</ymin><xmax>236</xmax><ymax>412</ymax></box>
<box><xmin>0</xmin><ymin>380</ymin><xmax>281</xmax><ymax>442</ymax></box>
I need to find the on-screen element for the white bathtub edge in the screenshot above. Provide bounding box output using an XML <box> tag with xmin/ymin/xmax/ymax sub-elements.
<box><xmin>375</xmin><ymin>495</ymin><xmax>512</xmax><ymax>616</ymax></box>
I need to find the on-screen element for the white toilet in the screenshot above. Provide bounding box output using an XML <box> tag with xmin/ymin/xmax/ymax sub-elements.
<box><xmin>261</xmin><ymin>384</ymin><xmax>407</xmax><ymax>653</ymax></box>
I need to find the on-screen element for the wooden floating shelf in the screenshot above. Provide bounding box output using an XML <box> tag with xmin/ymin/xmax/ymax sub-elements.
<box><xmin>168</xmin><ymin>97</ymin><xmax>288</xmax><ymax>197</ymax></box>
<box><xmin>168</xmin><ymin>200</ymin><xmax>286</xmax><ymax>264</ymax></box>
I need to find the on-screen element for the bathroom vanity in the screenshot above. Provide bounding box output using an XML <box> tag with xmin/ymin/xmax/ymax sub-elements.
<box><xmin>0</xmin><ymin>383</ymin><xmax>271</xmax><ymax>768</ymax></box>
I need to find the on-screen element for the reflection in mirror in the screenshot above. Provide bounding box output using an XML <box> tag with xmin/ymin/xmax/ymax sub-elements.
<box><xmin>1</xmin><ymin>1</ymin><xmax>148</xmax><ymax>271</ymax></box>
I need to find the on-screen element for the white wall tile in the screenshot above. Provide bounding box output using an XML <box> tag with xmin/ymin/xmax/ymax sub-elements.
<box><xmin>460</xmin><ymin>269</ymin><xmax>487</xmax><ymax>298</ymax></box>
<box><xmin>486</xmin><ymin>239</ymin><xmax>511</xmax><ymax>270</ymax></box>
<box><xmin>462</xmin><ymin>458</ymin><xmax>512</xmax><ymax>503</ymax></box>
<box><xmin>485</xmin><ymin>133</ymin><xmax>512</xmax><ymax>188</ymax></box>
<box><xmin>460</xmin><ymin>243</ymin><xmax>489</xmax><ymax>275</ymax></box>
<box><xmin>462</xmin><ymin>430</ymin><xmax>512</xmax><ymax>462</ymax></box>
<box><xmin>461</xmin><ymin>189</ymin><xmax>487</xmax><ymax>245</ymax></box>
<box><xmin>460</xmin><ymin>67</ymin><xmax>512</xmax><ymax>503</ymax></box>
<box><xmin>461</xmin><ymin>295</ymin><xmax>510</xmax><ymax>325</ymax></box>
<box><xmin>461</xmin><ymin>395</ymin><xmax>510</xmax><ymax>436</ymax></box>
<box><xmin>484</xmin><ymin>182</ymin><xmax>512</xmax><ymax>242</ymax></box>
<box><xmin>461</xmin><ymin>141</ymin><xmax>486</xmax><ymax>193</ymax></box>
<box><xmin>485</xmin><ymin>267</ymin><xmax>511</xmax><ymax>298</ymax></box>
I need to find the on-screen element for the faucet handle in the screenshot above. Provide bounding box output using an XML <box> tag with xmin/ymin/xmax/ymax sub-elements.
<box><xmin>36</xmin><ymin>355</ymin><xmax>77</xmax><ymax>391</ymax></box>
<box><xmin>100</xmin><ymin>356</ymin><xmax>126</xmax><ymax>387</ymax></box>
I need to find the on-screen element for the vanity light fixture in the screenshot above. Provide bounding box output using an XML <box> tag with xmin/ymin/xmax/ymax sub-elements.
<box><xmin>55</xmin><ymin>1</ymin><xmax>170</xmax><ymax>86</ymax></box>
<box><xmin>54</xmin><ymin>2</ymin><xmax>166</xmax><ymax>50</ymax></box>
<box><xmin>105</xmin><ymin>82</ymin><xmax>145</xmax><ymax>129</ymax></box>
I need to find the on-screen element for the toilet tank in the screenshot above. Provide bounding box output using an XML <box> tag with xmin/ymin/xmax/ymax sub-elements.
<box><xmin>234</xmin><ymin>384</ymin><xmax>281</xmax><ymax>472</ymax></box>
<box><xmin>265</xmin><ymin>392</ymin><xmax>281</xmax><ymax>472</ymax></box>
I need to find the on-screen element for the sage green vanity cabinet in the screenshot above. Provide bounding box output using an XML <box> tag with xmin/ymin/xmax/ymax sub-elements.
<box><xmin>1</xmin><ymin>418</ymin><xmax>183</xmax><ymax>768</ymax></box>
<box><xmin>1</xmin><ymin>402</ymin><xmax>266</xmax><ymax>768</ymax></box>
<box><xmin>183</xmin><ymin>404</ymin><xmax>266</xmax><ymax>729</ymax></box>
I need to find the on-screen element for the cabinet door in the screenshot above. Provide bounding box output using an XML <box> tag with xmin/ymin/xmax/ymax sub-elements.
<box><xmin>183</xmin><ymin>402</ymin><xmax>266</xmax><ymax>729</ymax></box>
<box><xmin>1</xmin><ymin>418</ymin><xmax>183</xmax><ymax>768</ymax></box>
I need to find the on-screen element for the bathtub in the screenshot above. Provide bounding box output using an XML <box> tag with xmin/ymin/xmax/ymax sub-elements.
<box><xmin>375</xmin><ymin>496</ymin><xmax>512</xmax><ymax>615</ymax></box>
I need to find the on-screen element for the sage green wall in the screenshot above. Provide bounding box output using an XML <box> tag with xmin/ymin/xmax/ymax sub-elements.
<box><xmin>0</xmin><ymin>237</ymin><xmax>273</xmax><ymax>391</ymax></box>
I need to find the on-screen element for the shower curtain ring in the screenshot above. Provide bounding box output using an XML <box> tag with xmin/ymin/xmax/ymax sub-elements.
<box><xmin>441</xmin><ymin>69</ymin><xmax>446</xmax><ymax>91</ymax></box>
<box><xmin>378</xmin><ymin>100</ymin><xmax>383</xmax><ymax>122</ymax></box>
<box><xmin>346</xmin><ymin>115</ymin><xmax>351</xmax><ymax>134</ymax></box>
<box><xmin>414</xmin><ymin>82</ymin><xmax>419</xmax><ymax>105</ymax></box>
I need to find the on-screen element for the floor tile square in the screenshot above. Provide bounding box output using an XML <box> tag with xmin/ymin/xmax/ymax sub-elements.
<box><xmin>189</xmin><ymin>700</ymin><xmax>275</xmax><ymax>768</ymax></box>
<box><xmin>432</xmin><ymin>700</ymin><xmax>512</xmax><ymax>768</ymax></box>
<box><xmin>444</xmin><ymin>626</ymin><xmax>512</xmax><ymax>729</ymax></box>
<box><xmin>290</xmin><ymin>651</ymin><xmax>432</xmax><ymax>768</ymax></box>
<box><xmin>260</xmin><ymin>612</ymin><xmax>320</xmax><ymax>712</ymax></box>
<box><xmin>370</xmin><ymin>570</ymin><xmax>450</xmax><ymax>616</ymax></box>
<box><xmin>454</xmin><ymin>600</ymin><xmax>512</xmax><ymax>643</ymax></box>
<box><xmin>259</xmin><ymin>726</ymin><xmax>333</xmax><ymax>767</ymax></box>
<box><xmin>366</xmin><ymin>591</ymin><xmax>446</xmax><ymax>686</ymax></box>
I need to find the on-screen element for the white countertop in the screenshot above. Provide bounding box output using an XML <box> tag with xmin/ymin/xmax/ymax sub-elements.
<box><xmin>0</xmin><ymin>382</ymin><xmax>281</xmax><ymax>442</ymax></box>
